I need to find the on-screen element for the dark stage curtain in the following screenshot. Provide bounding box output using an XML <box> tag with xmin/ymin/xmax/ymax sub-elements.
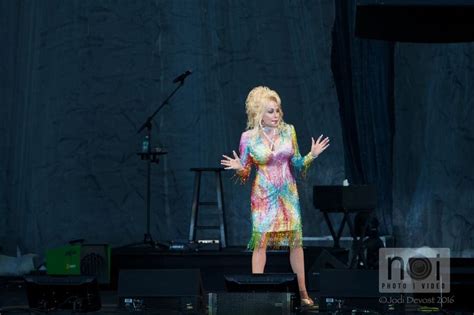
<box><xmin>331</xmin><ymin>0</ymin><xmax>395</xmax><ymax>235</ymax></box>
<box><xmin>3</xmin><ymin>0</ymin><xmax>472</xmax><ymax>256</ymax></box>
<box><xmin>393</xmin><ymin>42</ymin><xmax>474</xmax><ymax>251</ymax></box>
<box><xmin>0</xmin><ymin>0</ymin><xmax>344</xmax><ymax>255</ymax></box>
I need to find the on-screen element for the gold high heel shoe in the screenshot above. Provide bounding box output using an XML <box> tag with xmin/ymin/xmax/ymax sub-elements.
<box><xmin>300</xmin><ymin>297</ymin><xmax>318</xmax><ymax>309</ymax></box>
<box><xmin>301</xmin><ymin>298</ymin><xmax>314</xmax><ymax>306</ymax></box>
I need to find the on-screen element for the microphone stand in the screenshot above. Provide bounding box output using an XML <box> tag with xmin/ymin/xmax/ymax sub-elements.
<box><xmin>127</xmin><ymin>77</ymin><xmax>188</xmax><ymax>249</ymax></box>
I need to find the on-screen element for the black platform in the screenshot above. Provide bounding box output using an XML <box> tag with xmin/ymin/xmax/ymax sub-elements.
<box><xmin>111</xmin><ymin>246</ymin><xmax>349</xmax><ymax>292</ymax></box>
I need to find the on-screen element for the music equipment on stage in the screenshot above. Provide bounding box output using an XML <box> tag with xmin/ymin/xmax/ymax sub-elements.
<box><xmin>413</xmin><ymin>258</ymin><xmax>474</xmax><ymax>312</ymax></box>
<box><xmin>46</xmin><ymin>243</ymin><xmax>111</xmax><ymax>284</ymax></box>
<box><xmin>307</xmin><ymin>249</ymin><xmax>348</xmax><ymax>291</ymax></box>
<box><xmin>24</xmin><ymin>275</ymin><xmax>101</xmax><ymax>312</ymax></box>
<box><xmin>168</xmin><ymin>240</ymin><xmax>199</xmax><ymax>251</ymax></box>
<box><xmin>321</xmin><ymin>269</ymin><xmax>379</xmax><ymax>298</ymax></box>
<box><xmin>208</xmin><ymin>292</ymin><xmax>294</xmax><ymax>315</ymax></box>
<box><xmin>224</xmin><ymin>273</ymin><xmax>299</xmax><ymax>294</ymax></box>
<box><xmin>215</xmin><ymin>273</ymin><xmax>299</xmax><ymax>314</ymax></box>
<box><xmin>356</xmin><ymin>0</ymin><xmax>474</xmax><ymax>42</ymax></box>
<box><xmin>197</xmin><ymin>239</ymin><xmax>221</xmax><ymax>251</ymax></box>
<box><xmin>168</xmin><ymin>239</ymin><xmax>221</xmax><ymax>252</ymax></box>
<box><xmin>117</xmin><ymin>269</ymin><xmax>203</xmax><ymax>313</ymax></box>
<box><xmin>129</xmin><ymin>70</ymin><xmax>190</xmax><ymax>250</ymax></box>
<box><xmin>318</xmin><ymin>269</ymin><xmax>390</xmax><ymax>313</ymax></box>
<box><xmin>132</xmin><ymin>149</ymin><xmax>169</xmax><ymax>249</ymax></box>
<box><xmin>313</xmin><ymin>185</ymin><xmax>376</xmax><ymax>268</ymax></box>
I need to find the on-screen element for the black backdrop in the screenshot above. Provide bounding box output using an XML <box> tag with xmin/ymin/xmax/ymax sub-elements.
<box><xmin>332</xmin><ymin>0</ymin><xmax>395</xmax><ymax>236</ymax></box>
<box><xmin>1</xmin><ymin>0</ymin><xmax>473</xmax><ymax>257</ymax></box>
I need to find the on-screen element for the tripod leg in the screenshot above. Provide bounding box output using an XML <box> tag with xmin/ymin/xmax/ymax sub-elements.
<box><xmin>216</xmin><ymin>171</ymin><xmax>226</xmax><ymax>248</ymax></box>
<box><xmin>189</xmin><ymin>171</ymin><xmax>201</xmax><ymax>242</ymax></box>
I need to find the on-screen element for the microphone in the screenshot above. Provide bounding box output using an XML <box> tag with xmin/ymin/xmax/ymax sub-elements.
<box><xmin>172</xmin><ymin>70</ymin><xmax>192</xmax><ymax>83</ymax></box>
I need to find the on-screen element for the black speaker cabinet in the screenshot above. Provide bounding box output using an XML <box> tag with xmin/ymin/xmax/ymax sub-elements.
<box><xmin>413</xmin><ymin>258</ymin><xmax>474</xmax><ymax>312</ymax></box>
<box><xmin>24</xmin><ymin>275</ymin><xmax>101</xmax><ymax>312</ymax></box>
<box><xmin>79</xmin><ymin>244</ymin><xmax>111</xmax><ymax>284</ymax></box>
<box><xmin>117</xmin><ymin>269</ymin><xmax>203</xmax><ymax>313</ymax></box>
<box><xmin>307</xmin><ymin>249</ymin><xmax>347</xmax><ymax>291</ymax></box>
<box><xmin>318</xmin><ymin>269</ymin><xmax>396</xmax><ymax>313</ymax></box>
<box><xmin>208</xmin><ymin>292</ymin><xmax>294</xmax><ymax>315</ymax></box>
<box><xmin>224</xmin><ymin>273</ymin><xmax>299</xmax><ymax>293</ymax></box>
<box><xmin>222</xmin><ymin>273</ymin><xmax>299</xmax><ymax>313</ymax></box>
<box><xmin>356</xmin><ymin>0</ymin><xmax>474</xmax><ymax>42</ymax></box>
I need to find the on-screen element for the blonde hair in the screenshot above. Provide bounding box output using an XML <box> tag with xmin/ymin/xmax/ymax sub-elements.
<box><xmin>245</xmin><ymin>86</ymin><xmax>284</xmax><ymax>130</ymax></box>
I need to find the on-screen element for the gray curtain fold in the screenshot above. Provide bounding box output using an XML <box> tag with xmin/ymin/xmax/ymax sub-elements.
<box><xmin>331</xmin><ymin>0</ymin><xmax>395</xmax><ymax>235</ymax></box>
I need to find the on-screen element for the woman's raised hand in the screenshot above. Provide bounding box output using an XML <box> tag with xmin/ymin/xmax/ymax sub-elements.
<box><xmin>221</xmin><ymin>150</ymin><xmax>243</xmax><ymax>170</ymax></box>
<box><xmin>311</xmin><ymin>135</ymin><xmax>330</xmax><ymax>158</ymax></box>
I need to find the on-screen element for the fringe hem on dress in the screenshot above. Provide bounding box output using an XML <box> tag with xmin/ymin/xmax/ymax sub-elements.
<box><xmin>247</xmin><ymin>230</ymin><xmax>302</xmax><ymax>250</ymax></box>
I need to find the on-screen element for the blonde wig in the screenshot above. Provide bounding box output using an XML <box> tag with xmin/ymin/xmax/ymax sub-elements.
<box><xmin>245</xmin><ymin>86</ymin><xmax>285</xmax><ymax>130</ymax></box>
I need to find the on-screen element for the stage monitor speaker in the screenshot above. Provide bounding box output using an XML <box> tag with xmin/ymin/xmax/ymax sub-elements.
<box><xmin>24</xmin><ymin>275</ymin><xmax>101</xmax><ymax>312</ymax></box>
<box><xmin>355</xmin><ymin>0</ymin><xmax>474</xmax><ymax>42</ymax></box>
<box><xmin>208</xmin><ymin>292</ymin><xmax>294</xmax><ymax>315</ymax></box>
<box><xmin>320</xmin><ymin>269</ymin><xmax>379</xmax><ymax>298</ymax></box>
<box><xmin>319</xmin><ymin>269</ymin><xmax>389</xmax><ymax>313</ymax></box>
<box><xmin>413</xmin><ymin>258</ymin><xmax>474</xmax><ymax>312</ymax></box>
<box><xmin>224</xmin><ymin>273</ymin><xmax>298</xmax><ymax>293</ymax></box>
<box><xmin>224</xmin><ymin>273</ymin><xmax>299</xmax><ymax>313</ymax></box>
<box><xmin>117</xmin><ymin>269</ymin><xmax>203</xmax><ymax>313</ymax></box>
<box><xmin>307</xmin><ymin>249</ymin><xmax>347</xmax><ymax>291</ymax></box>
<box><xmin>46</xmin><ymin>243</ymin><xmax>111</xmax><ymax>284</ymax></box>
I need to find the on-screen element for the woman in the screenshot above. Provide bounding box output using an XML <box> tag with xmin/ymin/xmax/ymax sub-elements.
<box><xmin>221</xmin><ymin>86</ymin><xmax>330</xmax><ymax>307</ymax></box>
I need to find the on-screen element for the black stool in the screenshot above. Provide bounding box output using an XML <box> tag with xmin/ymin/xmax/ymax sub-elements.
<box><xmin>188</xmin><ymin>167</ymin><xmax>227</xmax><ymax>248</ymax></box>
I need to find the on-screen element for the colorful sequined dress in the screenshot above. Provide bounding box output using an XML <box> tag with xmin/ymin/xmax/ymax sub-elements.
<box><xmin>237</xmin><ymin>123</ymin><xmax>315</xmax><ymax>249</ymax></box>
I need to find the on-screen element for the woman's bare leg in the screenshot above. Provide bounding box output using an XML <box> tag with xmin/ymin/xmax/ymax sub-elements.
<box><xmin>289</xmin><ymin>246</ymin><xmax>311</xmax><ymax>300</ymax></box>
<box><xmin>252</xmin><ymin>246</ymin><xmax>267</xmax><ymax>273</ymax></box>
